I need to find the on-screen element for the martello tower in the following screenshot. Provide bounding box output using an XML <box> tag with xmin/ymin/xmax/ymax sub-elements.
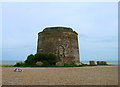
<box><xmin>37</xmin><ymin>27</ymin><xmax>80</xmax><ymax>64</ymax></box>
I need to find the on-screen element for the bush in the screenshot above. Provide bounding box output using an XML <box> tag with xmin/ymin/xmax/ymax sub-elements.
<box><xmin>34</xmin><ymin>53</ymin><xmax>46</xmax><ymax>62</ymax></box>
<box><xmin>45</xmin><ymin>53</ymin><xmax>57</xmax><ymax>65</ymax></box>
<box><xmin>14</xmin><ymin>63</ymin><xmax>25</xmax><ymax>67</ymax></box>
<box><xmin>41</xmin><ymin>60</ymin><xmax>50</xmax><ymax>67</ymax></box>
<box><xmin>25</xmin><ymin>54</ymin><xmax>35</xmax><ymax>65</ymax></box>
<box><xmin>14</xmin><ymin>63</ymin><xmax>21</xmax><ymax>67</ymax></box>
<box><xmin>34</xmin><ymin>53</ymin><xmax>57</xmax><ymax>66</ymax></box>
<box><xmin>16</xmin><ymin>53</ymin><xmax>58</xmax><ymax>67</ymax></box>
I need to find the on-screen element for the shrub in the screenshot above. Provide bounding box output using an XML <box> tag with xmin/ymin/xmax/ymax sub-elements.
<box><xmin>45</xmin><ymin>53</ymin><xmax>57</xmax><ymax>65</ymax></box>
<box><xmin>41</xmin><ymin>60</ymin><xmax>50</xmax><ymax>67</ymax></box>
<box><xmin>34</xmin><ymin>53</ymin><xmax>57</xmax><ymax>66</ymax></box>
<box><xmin>18</xmin><ymin>53</ymin><xmax>58</xmax><ymax>67</ymax></box>
<box><xmin>34</xmin><ymin>53</ymin><xmax>46</xmax><ymax>62</ymax></box>
<box><xmin>14</xmin><ymin>63</ymin><xmax>21</xmax><ymax>67</ymax></box>
<box><xmin>14</xmin><ymin>63</ymin><xmax>25</xmax><ymax>67</ymax></box>
<box><xmin>25</xmin><ymin>54</ymin><xmax>36</xmax><ymax>65</ymax></box>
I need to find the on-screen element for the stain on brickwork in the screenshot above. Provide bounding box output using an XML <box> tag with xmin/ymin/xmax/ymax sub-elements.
<box><xmin>37</xmin><ymin>27</ymin><xmax>80</xmax><ymax>64</ymax></box>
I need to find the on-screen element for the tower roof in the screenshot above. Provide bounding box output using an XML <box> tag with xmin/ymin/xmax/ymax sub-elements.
<box><xmin>43</xmin><ymin>27</ymin><xmax>73</xmax><ymax>31</ymax></box>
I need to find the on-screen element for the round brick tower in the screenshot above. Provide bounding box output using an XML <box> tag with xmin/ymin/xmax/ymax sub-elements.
<box><xmin>37</xmin><ymin>27</ymin><xmax>80</xmax><ymax>64</ymax></box>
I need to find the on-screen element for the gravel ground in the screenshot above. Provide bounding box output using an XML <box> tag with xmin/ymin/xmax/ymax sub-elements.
<box><xmin>2</xmin><ymin>66</ymin><xmax>118</xmax><ymax>85</ymax></box>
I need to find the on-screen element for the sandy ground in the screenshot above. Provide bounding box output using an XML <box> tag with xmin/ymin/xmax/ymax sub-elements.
<box><xmin>2</xmin><ymin>66</ymin><xmax>118</xmax><ymax>85</ymax></box>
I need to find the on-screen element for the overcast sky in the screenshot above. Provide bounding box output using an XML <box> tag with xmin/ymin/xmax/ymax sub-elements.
<box><xmin>2</xmin><ymin>2</ymin><xmax>118</xmax><ymax>61</ymax></box>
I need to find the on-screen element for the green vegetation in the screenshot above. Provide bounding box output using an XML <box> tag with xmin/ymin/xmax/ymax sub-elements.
<box><xmin>5</xmin><ymin>53</ymin><xmax>107</xmax><ymax>67</ymax></box>
<box><xmin>63</xmin><ymin>63</ymin><xmax>88</xmax><ymax>67</ymax></box>
<box><xmin>14</xmin><ymin>53</ymin><xmax>58</xmax><ymax>67</ymax></box>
